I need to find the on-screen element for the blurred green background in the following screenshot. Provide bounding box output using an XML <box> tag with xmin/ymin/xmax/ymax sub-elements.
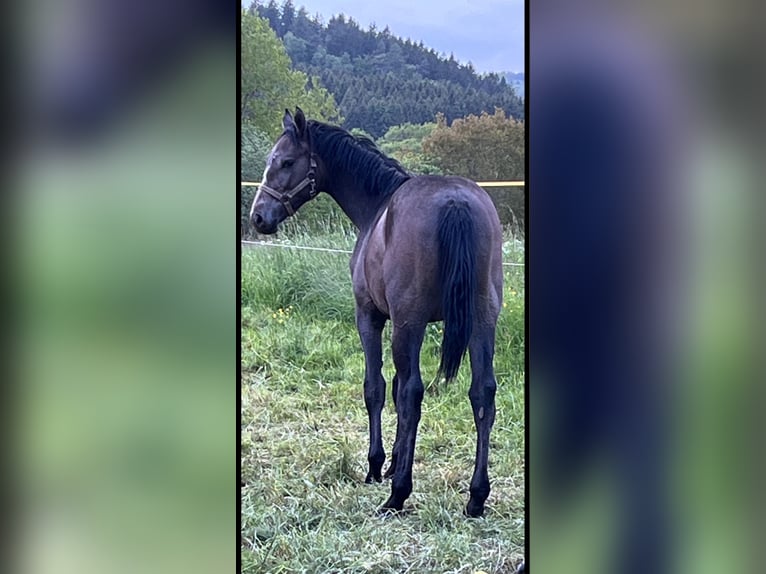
<box><xmin>529</xmin><ymin>2</ymin><xmax>760</xmax><ymax>573</ymax></box>
<box><xmin>15</xmin><ymin>11</ymin><xmax>235</xmax><ymax>572</ymax></box>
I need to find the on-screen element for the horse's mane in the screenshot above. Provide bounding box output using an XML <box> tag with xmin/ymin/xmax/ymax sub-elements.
<box><xmin>307</xmin><ymin>121</ymin><xmax>411</xmax><ymax>199</ymax></box>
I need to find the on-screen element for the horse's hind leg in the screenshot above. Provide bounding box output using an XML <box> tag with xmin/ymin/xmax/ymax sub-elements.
<box><xmin>465</xmin><ymin>325</ymin><xmax>498</xmax><ymax>517</ymax></box>
<box><xmin>381</xmin><ymin>323</ymin><xmax>426</xmax><ymax>512</ymax></box>
<box><xmin>357</xmin><ymin>306</ymin><xmax>387</xmax><ymax>483</ymax></box>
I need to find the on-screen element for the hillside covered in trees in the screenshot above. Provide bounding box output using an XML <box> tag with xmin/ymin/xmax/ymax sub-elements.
<box><xmin>241</xmin><ymin>6</ymin><xmax>525</xmax><ymax>237</ymax></box>
<box><xmin>251</xmin><ymin>0</ymin><xmax>524</xmax><ymax>137</ymax></box>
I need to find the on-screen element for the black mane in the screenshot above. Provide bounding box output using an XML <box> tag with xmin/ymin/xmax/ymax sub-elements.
<box><xmin>307</xmin><ymin>121</ymin><xmax>411</xmax><ymax>199</ymax></box>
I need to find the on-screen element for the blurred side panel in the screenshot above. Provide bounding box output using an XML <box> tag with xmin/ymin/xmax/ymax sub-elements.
<box><xmin>14</xmin><ymin>2</ymin><xmax>237</xmax><ymax>574</ymax></box>
<box><xmin>529</xmin><ymin>1</ymin><xmax>760</xmax><ymax>573</ymax></box>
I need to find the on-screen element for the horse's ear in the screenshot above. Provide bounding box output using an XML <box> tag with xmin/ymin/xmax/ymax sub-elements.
<box><xmin>294</xmin><ymin>107</ymin><xmax>307</xmax><ymax>138</ymax></box>
<box><xmin>282</xmin><ymin>109</ymin><xmax>294</xmax><ymax>130</ymax></box>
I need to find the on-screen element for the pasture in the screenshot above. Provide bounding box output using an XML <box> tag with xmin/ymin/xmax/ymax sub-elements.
<box><xmin>241</xmin><ymin>213</ymin><xmax>525</xmax><ymax>573</ymax></box>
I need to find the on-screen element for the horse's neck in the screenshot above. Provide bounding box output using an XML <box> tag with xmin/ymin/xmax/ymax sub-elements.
<box><xmin>324</xmin><ymin>172</ymin><xmax>388</xmax><ymax>233</ymax></box>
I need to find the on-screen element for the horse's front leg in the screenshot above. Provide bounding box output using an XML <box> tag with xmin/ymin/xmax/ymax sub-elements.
<box><xmin>383</xmin><ymin>373</ymin><xmax>400</xmax><ymax>479</ymax></box>
<box><xmin>356</xmin><ymin>304</ymin><xmax>387</xmax><ymax>483</ymax></box>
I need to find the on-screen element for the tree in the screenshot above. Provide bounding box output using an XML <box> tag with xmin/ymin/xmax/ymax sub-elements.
<box><xmin>263</xmin><ymin>5</ymin><xmax>524</xmax><ymax>137</ymax></box>
<box><xmin>377</xmin><ymin>122</ymin><xmax>441</xmax><ymax>174</ymax></box>
<box><xmin>424</xmin><ymin>108</ymin><xmax>524</xmax><ymax>180</ymax></box>
<box><xmin>292</xmin><ymin>6</ymin><xmax>315</xmax><ymax>43</ymax></box>
<box><xmin>349</xmin><ymin>127</ymin><xmax>375</xmax><ymax>140</ymax></box>
<box><xmin>259</xmin><ymin>0</ymin><xmax>280</xmax><ymax>33</ymax></box>
<box><xmin>279</xmin><ymin>0</ymin><xmax>295</xmax><ymax>37</ymax></box>
<box><xmin>325</xmin><ymin>14</ymin><xmax>348</xmax><ymax>56</ymax></box>
<box><xmin>423</xmin><ymin>109</ymin><xmax>525</xmax><ymax>226</ymax></box>
<box><xmin>282</xmin><ymin>31</ymin><xmax>309</xmax><ymax>64</ymax></box>
<box><xmin>240</xmin><ymin>10</ymin><xmax>341</xmax><ymax>139</ymax></box>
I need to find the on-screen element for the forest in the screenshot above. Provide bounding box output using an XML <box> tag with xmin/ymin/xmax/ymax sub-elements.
<box><xmin>251</xmin><ymin>0</ymin><xmax>524</xmax><ymax>137</ymax></box>
<box><xmin>241</xmin><ymin>3</ymin><xmax>525</xmax><ymax>236</ymax></box>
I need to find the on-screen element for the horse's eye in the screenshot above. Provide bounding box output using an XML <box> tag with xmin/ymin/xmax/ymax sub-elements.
<box><xmin>282</xmin><ymin>159</ymin><xmax>294</xmax><ymax>169</ymax></box>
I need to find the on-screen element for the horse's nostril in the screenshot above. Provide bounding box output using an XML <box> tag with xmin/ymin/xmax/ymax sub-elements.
<box><xmin>252</xmin><ymin>212</ymin><xmax>264</xmax><ymax>228</ymax></box>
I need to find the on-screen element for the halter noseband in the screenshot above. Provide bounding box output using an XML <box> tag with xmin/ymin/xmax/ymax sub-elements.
<box><xmin>258</xmin><ymin>157</ymin><xmax>319</xmax><ymax>216</ymax></box>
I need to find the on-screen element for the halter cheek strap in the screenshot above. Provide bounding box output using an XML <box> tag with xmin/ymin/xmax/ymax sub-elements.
<box><xmin>258</xmin><ymin>157</ymin><xmax>318</xmax><ymax>216</ymax></box>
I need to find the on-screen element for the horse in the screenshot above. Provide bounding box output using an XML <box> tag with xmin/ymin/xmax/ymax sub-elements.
<box><xmin>249</xmin><ymin>107</ymin><xmax>504</xmax><ymax>517</ymax></box>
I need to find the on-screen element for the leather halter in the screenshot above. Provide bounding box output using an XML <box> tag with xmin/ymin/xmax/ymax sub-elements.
<box><xmin>257</xmin><ymin>157</ymin><xmax>318</xmax><ymax>216</ymax></box>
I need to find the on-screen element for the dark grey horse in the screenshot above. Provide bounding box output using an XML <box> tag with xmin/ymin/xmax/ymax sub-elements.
<box><xmin>250</xmin><ymin>107</ymin><xmax>503</xmax><ymax>516</ymax></box>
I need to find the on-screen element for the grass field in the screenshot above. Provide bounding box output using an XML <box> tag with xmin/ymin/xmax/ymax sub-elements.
<box><xmin>241</xmin><ymin>217</ymin><xmax>525</xmax><ymax>573</ymax></box>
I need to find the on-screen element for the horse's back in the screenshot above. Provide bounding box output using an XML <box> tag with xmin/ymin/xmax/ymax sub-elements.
<box><xmin>362</xmin><ymin>175</ymin><xmax>503</xmax><ymax>323</ymax></box>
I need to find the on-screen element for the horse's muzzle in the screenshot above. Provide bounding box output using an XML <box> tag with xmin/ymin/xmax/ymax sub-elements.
<box><xmin>250</xmin><ymin>211</ymin><xmax>278</xmax><ymax>235</ymax></box>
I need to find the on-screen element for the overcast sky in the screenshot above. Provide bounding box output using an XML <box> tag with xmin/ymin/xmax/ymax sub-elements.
<box><xmin>249</xmin><ymin>0</ymin><xmax>525</xmax><ymax>74</ymax></box>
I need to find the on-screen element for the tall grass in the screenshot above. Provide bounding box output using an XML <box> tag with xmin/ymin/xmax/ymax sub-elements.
<box><xmin>241</xmin><ymin>223</ymin><xmax>525</xmax><ymax>573</ymax></box>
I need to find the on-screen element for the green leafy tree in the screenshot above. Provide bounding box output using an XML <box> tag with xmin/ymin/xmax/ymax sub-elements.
<box><xmin>349</xmin><ymin>127</ymin><xmax>375</xmax><ymax>140</ymax></box>
<box><xmin>424</xmin><ymin>109</ymin><xmax>524</xmax><ymax>180</ymax></box>
<box><xmin>240</xmin><ymin>10</ymin><xmax>341</xmax><ymax>139</ymax></box>
<box><xmin>377</xmin><ymin>122</ymin><xmax>442</xmax><ymax>174</ymax></box>
<box><xmin>424</xmin><ymin>109</ymin><xmax>525</xmax><ymax>227</ymax></box>
<box><xmin>282</xmin><ymin>31</ymin><xmax>309</xmax><ymax>64</ymax></box>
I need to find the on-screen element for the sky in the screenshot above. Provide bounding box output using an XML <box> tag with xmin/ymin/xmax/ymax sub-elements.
<box><xmin>249</xmin><ymin>0</ymin><xmax>525</xmax><ymax>74</ymax></box>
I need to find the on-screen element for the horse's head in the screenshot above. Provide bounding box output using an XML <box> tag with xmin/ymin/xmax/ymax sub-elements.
<box><xmin>250</xmin><ymin>107</ymin><xmax>318</xmax><ymax>234</ymax></box>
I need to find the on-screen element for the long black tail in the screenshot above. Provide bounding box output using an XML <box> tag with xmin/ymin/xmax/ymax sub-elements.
<box><xmin>437</xmin><ymin>199</ymin><xmax>477</xmax><ymax>382</ymax></box>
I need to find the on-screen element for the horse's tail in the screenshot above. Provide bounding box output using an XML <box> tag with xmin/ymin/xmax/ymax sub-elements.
<box><xmin>437</xmin><ymin>199</ymin><xmax>477</xmax><ymax>382</ymax></box>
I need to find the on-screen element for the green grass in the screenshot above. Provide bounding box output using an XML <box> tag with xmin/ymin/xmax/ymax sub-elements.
<box><xmin>241</xmin><ymin>224</ymin><xmax>525</xmax><ymax>573</ymax></box>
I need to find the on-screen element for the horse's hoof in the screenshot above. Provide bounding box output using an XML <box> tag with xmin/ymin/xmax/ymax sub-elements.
<box><xmin>376</xmin><ymin>505</ymin><xmax>400</xmax><ymax>517</ymax></box>
<box><xmin>377</xmin><ymin>495</ymin><xmax>406</xmax><ymax>516</ymax></box>
<box><xmin>377</xmin><ymin>503</ymin><xmax>411</xmax><ymax>518</ymax></box>
<box><xmin>464</xmin><ymin>499</ymin><xmax>486</xmax><ymax>518</ymax></box>
<box><xmin>364</xmin><ymin>472</ymin><xmax>382</xmax><ymax>484</ymax></box>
